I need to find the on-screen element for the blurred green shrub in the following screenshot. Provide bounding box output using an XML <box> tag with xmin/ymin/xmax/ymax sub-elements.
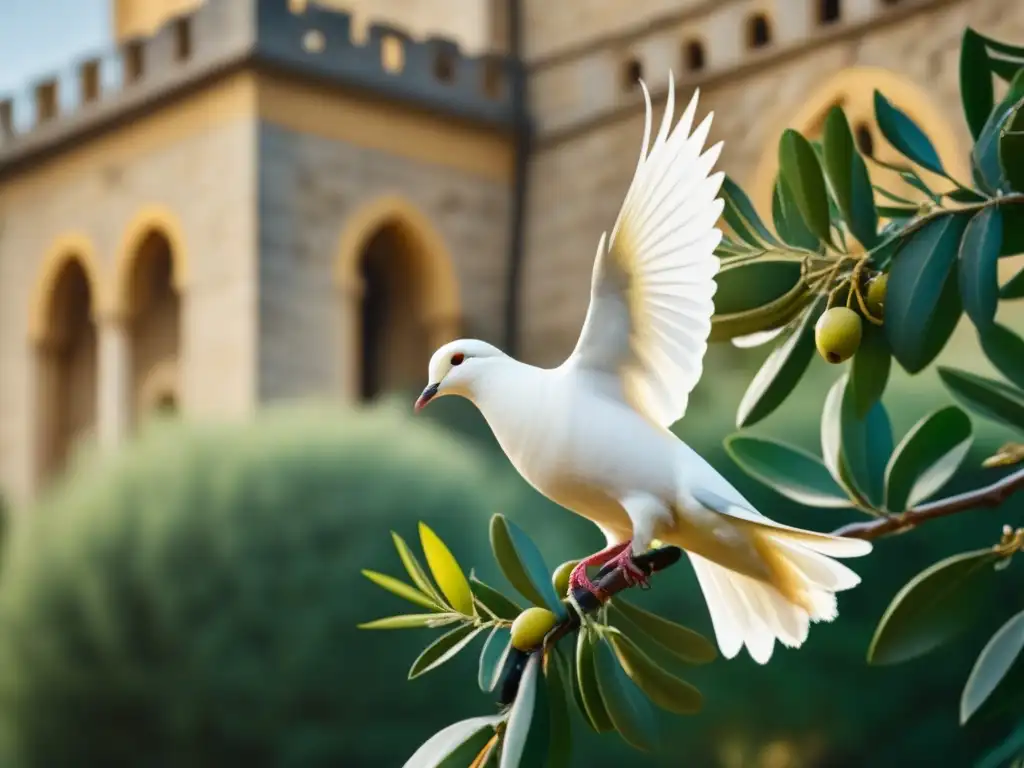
<box><xmin>0</xmin><ymin>402</ymin><xmax>508</xmax><ymax>768</ymax></box>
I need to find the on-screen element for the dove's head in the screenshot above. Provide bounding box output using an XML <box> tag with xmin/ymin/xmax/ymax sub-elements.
<box><xmin>414</xmin><ymin>339</ymin><xmax>507</xmax><ymax>411</ymax></box>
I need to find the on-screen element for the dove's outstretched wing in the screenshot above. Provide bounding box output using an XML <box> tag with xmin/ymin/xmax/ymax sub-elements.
<box><xmin>565</xmin><ymin>73</ymin><xmax>725</xmax><ymax>428</ymax></box>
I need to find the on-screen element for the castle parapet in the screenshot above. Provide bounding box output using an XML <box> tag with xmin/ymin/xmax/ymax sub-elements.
<box><xmin>0</xmin><ymin>0</ymin><xmax>517</xmax><ymax>172</ymax></box>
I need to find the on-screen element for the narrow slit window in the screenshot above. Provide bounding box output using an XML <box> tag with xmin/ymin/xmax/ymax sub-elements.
<box><xmin>622</xmin><ymin>57</ymin><xmax>643</xmax><ymax>91</ymax></box>
<box><xmin>684</xmin><ymin>40</ymin><xmax>705</xmax><ymax>72</ymax></box>
<box><xmin>747</xmin><ymin>13</ymin><xmax>771</xmax><ymax>50</ymax></box>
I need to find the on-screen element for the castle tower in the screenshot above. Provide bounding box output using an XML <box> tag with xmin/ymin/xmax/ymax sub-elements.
<box><xmin>0</xmin><ymin>0</ymin><xmax>517</xmax><ymax>504</ymax></box>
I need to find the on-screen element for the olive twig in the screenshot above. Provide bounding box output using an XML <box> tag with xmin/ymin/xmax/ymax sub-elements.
<box><xmin>850</xmin><ymin>257</ymin><xmax>884</xmax><ymax>325</ymax></box>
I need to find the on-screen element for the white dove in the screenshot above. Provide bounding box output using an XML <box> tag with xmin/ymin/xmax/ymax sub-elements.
<box><xmin>413</xmin><ymin>72</ymin><xmax>871</xmax><ymax>664</ymax></box>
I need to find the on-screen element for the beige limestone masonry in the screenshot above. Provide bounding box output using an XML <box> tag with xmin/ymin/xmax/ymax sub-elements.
<box><xmin>255</xmin><ymin>122</ymin><xmax>510</xmax><ymax>403</ymax></box>
<box><xmin>0</xmin><ymin>115</ymin><xmax>257</xmax><ymax>504</ymax></box>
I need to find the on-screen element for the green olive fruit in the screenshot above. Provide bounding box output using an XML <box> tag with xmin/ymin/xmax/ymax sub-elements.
<box><xmin>815</xmin><ymin>306</ymin><xmax>863</xmax><ymax>364</ymax></box>
<box><xmin>510</xmin><ymin>607</ymin><xmax>559</xmax><ymax>651</ymax></box>
<box><xmin>551</xmin><ymin>560</ymin><xmax>580</xmax><ymax>597</ymax></box>
<box><xmin>865</xmin><ymin>273</ymin><xmax>888</xmax><ymax>318</ymax></box>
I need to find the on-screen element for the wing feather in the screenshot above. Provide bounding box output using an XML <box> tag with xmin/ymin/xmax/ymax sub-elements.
<box><xmin>566</xmin><ymin>72</ymin><xmax>725</xmax><ymax>427</ymax></box>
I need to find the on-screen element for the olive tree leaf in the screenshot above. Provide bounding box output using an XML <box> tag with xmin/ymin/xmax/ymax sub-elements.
<box><xmin>500</xmin><ymin>653</ymin><xmax>550</xmax><ymax>768</ymax></box>
<box><xmin>821</xmin><ymin>375</ymin><xmax>873</xmax><ymax>508</ymax></box>
<box><xmin>1002</xmin><ymin>266</ymin><xmax>1024</xmax><ymax>299</ymax></box>
<box><xmin>575</xmin><ymin>629</ymin><xmax>614</xmax><ymax>733</ymax></box>
<box><xmin>998</xmin><ymin>85</ymin><xmax>1024</xmax><ymax>193</ymax></box>
<box><xmin>607</xmin><ymin>599</ymin><xmax>717</xmax><ymax>664</ymax></box>
<box><xmin>868</xmin><ymin>548</ymin><xmax>1004</xmax><ymax>666</ymax></box>
<box><xmin>469</xmin><ymin>575</ymin><xmax>522</xmax><ymax>620</ymax></box>
<box><xmin>939</xmin><ymin>367</ymin><xmax>1024</xmax><ymax>433</ymax></box>
<box><xmin>409</xmin><ymin>624</ymin><xmax>484</xmax><ymax>679</ymax></box>
<box><xmin>731</xmin><ymin>327</ymin><xmax>787</xmax><ymax>349</ymax></box>
<box><xmin>778</xmin><ymin>129</ymin><xmax>834</xmax><ymax>245</ymax></box>
<box><xmin>883</xmin><ymin>406</ymin><xmax>973</xmax><ymax>512</ymax></box>
<box><xmin>361</xmin><ymin>569</ymin><xmax>442</xmax><ymax>612</ymax></box>
<box><xmin>959</xmin><ymin>206</ymin><xmax>1004</xmax><ymax>330</ymax></box>
<box><xmin>885</xmin><ymin>213</ymin><xmax>970</xmax><ymax>373</ymax></box>
<box><xmin>773</xmin><ymin>176</ymin><xmax>821</xmax><ymax>251</ymax></box>
<box><xmin>359</xmin><ymin>613</ymin><xmax>460</xmax><ymax>630</ymax></box>
<box><xmin>419</xmin><ymin>523</ymin><xmax>476</xmax><ymax>616</ymax></box>
<box><xmin>543</xmin><ymin>651</ymin><xmax>572</xmax><ymax>768</ymax></box>
<box><xmin>607</xmin><ymin>631</ymin><xmax>703</xmax><ymax>714</ymax></box>
<box><xmin>849</xmin><ymin>324</ymin><xmax>891</xmax><ymax>419</ymax></box>
<box><xmin>593</xmin><ymin>636</ymin><xmax>658</xmax><ymax>751</ymax></box>
<box><xmin>489</xmin><ymin>514</ymin><xmax>567</xmax><ymax>619</ymax></box>
<box><xmin>479</xmin><ymin>626</ymin><xmax>513</xmax><ymax>693</ymax></box>
<box><xmin>722</xmin><ymin>175</ymin><xmax>783</xmax><ymax>248</ymax></box>
<box><xmin>877</xmin><ymin>205</ymin><xmax>920</xmax><ymax>222</ymax></box>
<box><xmin>961</xmin><ymin>610</ymin><xmax>1024</xmax><ymax>724</ymax></box>
<box><xmin>960</xmin><ymin>28</ymin><xmax>996</xmax><ymax>142</ymax></box>
<box><xmin>822</xmin><ymin>106</ymin><xmax>879</xmax><ymax>247</ymax></box>
<box><xmin>736</xmin><ymin>295</ymin><xmax>826</xmax><ymax>428</ymax></box>
<box><xmin>401</xmin><ymin>715</ymin><xmax>504</xmax><ymax>768</ymax></box>
<box><xmin>712</xmin><ymin>257</ymin><xmax>804</xmax><ymax>316</ymax></box>
<box><xmin>873</xmin><ymin>90</ymin><xmax>946</xmax><ymax>176</ymax></box>
<box><xmin>840</xmin><ymin>379</ymin><xmax>893</xmax><ymax>508</ymax></box>
<box><xmin>725</xmin><ymin>435</ymin><xmax>852</xmax><ymax>509</ymax></box>
<box><xmin>1000</xmin><ymin>129</ymin><xmax>1024</xmax><ymax>195</ymax></box>
<box><xmin>972</xmin><ymin>69</ymin><xmax>1024</xmax><ymax>192</ymax></box>
<box><xmin>392</xmin><ymin>531</ymin><xmax>447</xmax><ymax>607</ymax></box>
<box><xmin>980</xmin><ymin>323</ymin><xmax>1024</xmax><ymax>390</ymax></box>
<box><xmin>975</xmin><ymin>722</ymin><xmax>1024</xmax><ymax>768</ymax></box>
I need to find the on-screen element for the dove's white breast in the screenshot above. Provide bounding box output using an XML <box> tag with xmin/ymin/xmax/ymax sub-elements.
<box><xmin>472</xmin><ymin>363</ymin><xmax>681</xmax><ymax>532</ymax></box>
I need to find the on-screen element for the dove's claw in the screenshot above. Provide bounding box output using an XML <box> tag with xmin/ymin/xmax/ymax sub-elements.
<box><xmin>608</xmin><ymin>547</ymin><xmax>650</xmax><ymax>589</ymax></box>
<box><xmin>568</xmin><ymin>542</ymin><xmax>630</xmax><ymax>603</ymax></box>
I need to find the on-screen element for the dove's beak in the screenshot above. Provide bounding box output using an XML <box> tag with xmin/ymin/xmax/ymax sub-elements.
<box><xmin>414</xmin><ymin>382</ymin><xmax>439</xmax><ymax>412</ymax></box>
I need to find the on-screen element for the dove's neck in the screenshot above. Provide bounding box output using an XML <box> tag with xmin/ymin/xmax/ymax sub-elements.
<box><xmin>463</xmin><ymin>357</ymin><xmax>549</xmax><ymax>451</ymax></box>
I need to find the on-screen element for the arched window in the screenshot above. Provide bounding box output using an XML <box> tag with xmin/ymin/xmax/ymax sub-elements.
<box><xmin>356</xmin><ymin>222</ymin><xmax>440</xmax><ymax>400</ymax></box>
<box><xmin>337</xmin><ymin>197</ymin><xmax>462</xmax><ymax>403</ymax></box>
<box><xmin>34</xmin><ymin>255</ymin><xmax>98</xmax><ymax>480</ymax></box>
<box><xmin>123</xmin><ymin>229</ymin><xmax>182</xmax><ymax>429</ymax></box>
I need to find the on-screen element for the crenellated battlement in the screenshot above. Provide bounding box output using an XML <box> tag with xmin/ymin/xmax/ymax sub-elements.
<box><xmin>0</xmin><ymin>0</ymin><xmax>517</xmax><ymax>171</ymax></box>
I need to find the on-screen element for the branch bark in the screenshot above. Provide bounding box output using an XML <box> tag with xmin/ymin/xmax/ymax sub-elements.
<box><xmin>497</xmin><ymin>546</ymin><xmax>681</xmax><ymax>705</ymax></box>
<box><xmin>497</xmin><ymin>465</ymin><xmax>1024</xmax><ymax>703</ymax></box>
<box><xmin>830</xmin><ymin>466</ymin><xmax>1024</xmax><ymax>540</ymax></box>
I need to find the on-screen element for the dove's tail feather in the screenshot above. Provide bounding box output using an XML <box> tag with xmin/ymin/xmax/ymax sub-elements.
<box><xmin>684</xmin><ymin>528</ymin><xmax>865</xmax><ymax>665</ymax></box>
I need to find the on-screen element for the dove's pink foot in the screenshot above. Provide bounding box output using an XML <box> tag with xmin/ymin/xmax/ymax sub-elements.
<box><xmin>568</xmin><ymin>542</ymin><xmax>631</xmax><ymax>601</ymax></box>
<box><xmin>607</xmin><ymin>545</ymin><xmax>650</xmax><ymax>589</ymax></box>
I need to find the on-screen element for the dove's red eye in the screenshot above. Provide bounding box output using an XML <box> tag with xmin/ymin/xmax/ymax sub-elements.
<box><xmin>450</xmin><ymin>353</ymin><xmax>465</xmax><ymax>366</ymax></box>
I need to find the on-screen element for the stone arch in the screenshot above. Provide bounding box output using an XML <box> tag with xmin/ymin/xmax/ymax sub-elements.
<box><xmin>112</xmin><ymin>205</ymin><xmax>189</xmax><ymax>317</ymax></box>
<box><xmin>750</xmin><ymin>66</ymin><xmax>968</xmax><ymax>221</ymax></box>
<box><xmin>114</xmin><ymin>207</ymin><xmax>187</xmax><ymax>428</ymax></box>
<box><xmin>29</xmin><ymin>234</ymin><xmax>106</xmax><ymax>344</ymax></box>
<box><xmin>335</xmin><ymin>195</ymin><xmax>462</xmax><ymax>401</ymax></box>
<box><xmin>31</xmin><ymin>235</ymin><xmax>104</xmax><ymax>482</ymax></box>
